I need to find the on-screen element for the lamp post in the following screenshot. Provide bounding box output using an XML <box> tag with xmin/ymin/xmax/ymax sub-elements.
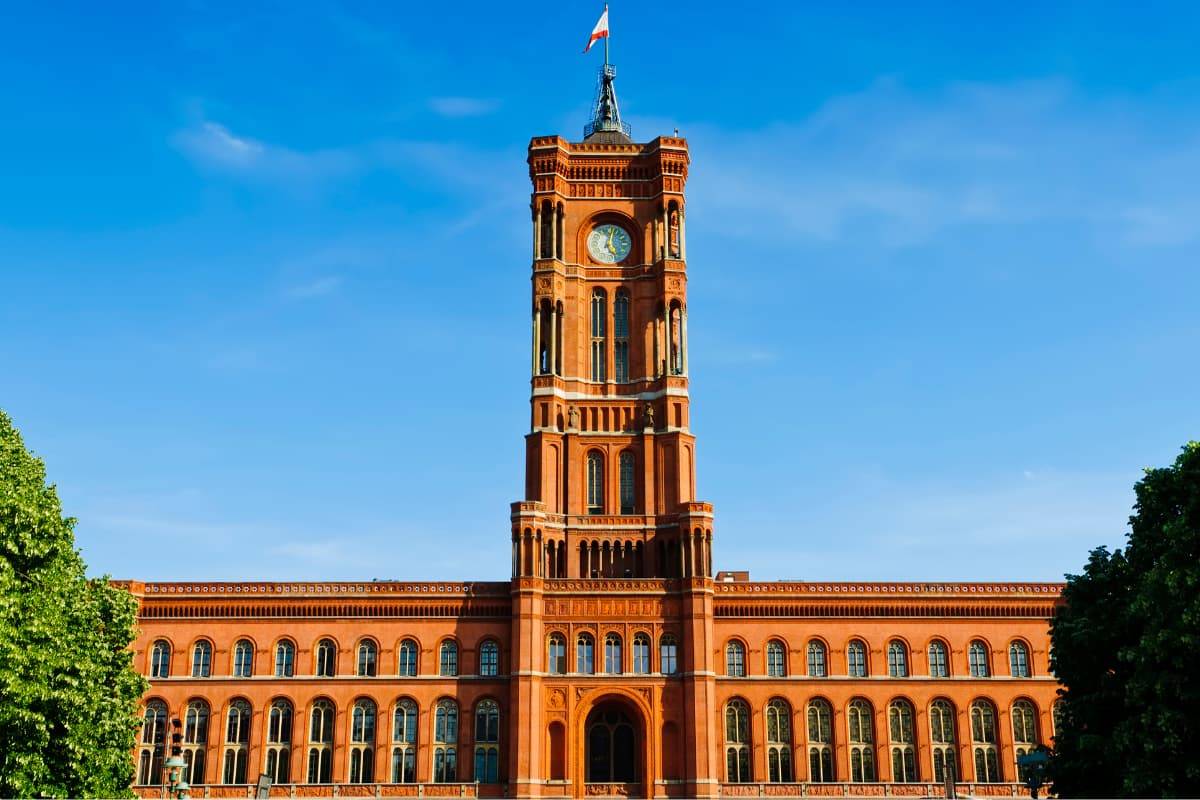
<box><xmin>163</xmin><ymin>716</ymin><xmax>187</xmax><ymax>800</ymax></box>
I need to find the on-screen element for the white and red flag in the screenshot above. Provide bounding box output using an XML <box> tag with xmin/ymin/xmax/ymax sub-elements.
<box><xmin>583</xmin><ymin>6</ymin><xmax>609</xmax><ymax>53</ymax></box>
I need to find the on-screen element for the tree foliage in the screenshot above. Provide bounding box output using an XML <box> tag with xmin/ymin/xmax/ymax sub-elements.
<box><xmin>1050</xmin><ymin>441</ymin><xmax>1200</xmax><ymax>797</ymax></box>
<box><xmin>0</xmin><ymin>411</ymin><xmax>147</xmax><ymax>797</ymax></box>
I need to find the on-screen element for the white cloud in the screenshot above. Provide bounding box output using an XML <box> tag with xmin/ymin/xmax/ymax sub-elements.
<box><xmin>173</xmin><ymin>120</ymin><xmax>359</xmax><ymax>181</ymax></box>
<box><xmin>429</xmin><ymin>96</ymin><xmax>500</xmax><ymax>118</ymax></box>
<box><xmin>283</xmin><ymin>275</ymin><xmax>342</xmax><ymax>299</ymax></box>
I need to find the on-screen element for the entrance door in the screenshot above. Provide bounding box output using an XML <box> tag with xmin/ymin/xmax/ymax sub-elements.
<box><xmin>585</xmin><ymin>702</ymin><xmax>639</xmax><ymax>784</ymax></box>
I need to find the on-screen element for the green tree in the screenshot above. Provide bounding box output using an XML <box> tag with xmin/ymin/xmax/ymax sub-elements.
<box><xmin>0</xmin><ymin>411</ymin><xmax>147</xmax><ymax>797</ymax></box>
<box><xmin>1050</xmin><ymin>441</ymin><xmax>1200</xmax><ymax>797</ymax></box>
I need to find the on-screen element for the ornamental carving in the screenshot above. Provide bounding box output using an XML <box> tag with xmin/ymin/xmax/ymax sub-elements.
<box><xmin>548</xmin><ymin>688</ymin><xmax>566</xmax><ymax>709</ymax></box>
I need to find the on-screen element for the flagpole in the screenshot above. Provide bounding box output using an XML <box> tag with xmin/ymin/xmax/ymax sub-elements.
<box><xmin>603</xmin><ymin>4</ymin><xmax>609</xmax><ymax>66</ymax></box>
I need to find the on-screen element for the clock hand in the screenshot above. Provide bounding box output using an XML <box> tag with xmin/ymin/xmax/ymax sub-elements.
<box><xmin>607</xmin><ymin>228</ymin><xmax>616</xmax><ymax>254</ymax></box>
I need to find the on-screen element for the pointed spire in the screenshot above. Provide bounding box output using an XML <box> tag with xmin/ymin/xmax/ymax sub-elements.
<box><xmin>583</xmin><ymin>64</ymin><xmax>632</xmax><ymax>143</ymax></box>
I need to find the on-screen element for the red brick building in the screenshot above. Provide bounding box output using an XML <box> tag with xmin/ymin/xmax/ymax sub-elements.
<box><xmin>127</xmin><ymin>66</ymin><xmax>1061</xmax><ymax>799</ymax></box>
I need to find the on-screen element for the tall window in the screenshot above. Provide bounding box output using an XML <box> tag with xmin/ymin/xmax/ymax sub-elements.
<box><xmin>265</xmin><ymin>699</ymin><xmax>293</xmax><ymax>785</ymax></box>
<box><xmin>632</xmin><ymin>634</ymin><xmax>651</xmax><ymax>674</ymax></box>
<box><xmin>848</xmin><ymin>699</ymin><xmax>876</xmax><ymax>782</ymax></box>
<box><xmin>888</xmin><ymin>700</ymin><xmax>917</xmax><ymax>782</ymax></box>
<box><xmin>474</xmin><ymin>700</ymin><xmax>501</xmax><ymax>783</ymax></box>
<box><xmin>138</xmin><ymin>700</ymin><xmax>167</xmax><ymax>785</ymax></box>
<box><xmin>222</xmin><ymin>699</ymin><xmax>251</xmax><ymax>784</ymax></box>
<box><xmin>807</xmin><ymin>699</ymin><xmax>834</xmax><ymax>782</ymax></box>
<box><xmin>969</xmin><ymin>641</ymin><xmax>990</xmax><ymax>678</ymax></box>
<box><xmin>847</xmin><ymin>639</ymin><xmax>867</xmax><ymax>677</ymax></box>
<box><xmin>930</xmin><ymin>700</ymin><xmax>957</xmax><ymax>784</ymax></box>
<box><xmin>391</xmin><ymin>699</ymin><xmax>418</xmax><ymax>783</ymax></box>
<box><xmin>970</xmin><ymin>700</ymin><xmax>1001</xmax><ymax>782</ymax></box>
<box><xmin>604</xmin><ymin>633</ymin><xmax>623</xmax><ymax>674</ymax></box>
<box><xmin>548</xmin><ymin>634</ymin><xmax>567</xmax><ymax>675</ymax></box>
<box><xmin>275</xmin><ymin>640</ymin><xmax>295</xmax><ymax>678</ymax></box>
<box><xmin>660</xmin><ymin>635</ymin><xmax>678</xmax><ymax>675</ymax></box>
<box><xmin>349</xmin><ymin>699</ymin><xmax>376</xmax><ymax>783</ymax></box>
<box><xmin>191</xmin><ymin>640</ymin><xmax>212</xmax><ymax>678</ymax></box>
<box><xmin>307</xmin><ymin>699</ymin><xmax>334</xmax><ymax>784</ymax></box>
<box><xmin>1009</xmin><ymin>641</ymin><xmax>1030</xmax><ymax>678</ymax></box>
<box><xmin>619</xmin><ymin>451</ymin><xmax>636</xmax><ymax>514</ymax></box>
<box><xmin>586</xmin><ymin>452</ymin><xmax>604</xmax><ymax>515</ymax></box>
<box><xmin>765</xmin><ymin>640</ymin><xmax>786</xmax><ymax>677</ymax></box>
<box><xmin>150</xmin><ymin>640</ymin><xmax>171</xmax><ymax>678</ymax></box>
<box><xmin>183</xmin><ymin>699</ymin><xmax>210</xmax><ymax>785</ymax></box>
<box><xmin>928</xmin><ymin>640</ymin><xmax>949</xmax><ymax>678</ymax></box>
<box><xmin>479</xmin><ymin>640</ymin><xmax>500</xmax><ymax>676</ymax></box>
<box><xmin>356</xmin><ymin>640</ymin><xmax>377</xmax><ymax>677</ymax></box>
<box><xmin>724</xmin><ymin>700</ymin><xmax>751</xmax><ymax>782</ymax></box>
<box><xmin>315</xmin><ymin>638</ymin><xmax>336</xmax><ymax>677</ymax></box>
<box><xmin>398</xmin><ymin>639</ymin><xmax>418</xmax><ymax>676</ymax></box>
<box><xmin>807</xmin><ymin>640</ymin><xmax>827</xmax><ymax>677</ymax></box>
<box><xmin>766</xmin><ymin>699</ymin><xmax>793</xmax><ymax>782</ymax></box>
<box><xmin>1012</xmin><ymin>700</ymin><xmax>1040</xmax><ymax>782</ymax></box>
<box><xmin>590</xmin><ymin>289</ymin><xmax>607</xmax><ymax>381</ymax></box>
<box><xmin>434</xmin><ymin>700</ymin><xmax>459</xmax><ymax>782</ymax></box>
<box><xmin>614</xmin><ymin>291</ymin><xmax>630</xmax><ymax>382</ymax></box>
<box><xmin>439</xmin><ymin>640</ymin><xmax>458</xmax><ymax>677</ymax></box>
<box><xmin>577</xmin><ymin>634</ymin><xmax>595</xmax><ymax>674</ymax></box>
<box><xmin>726</xmin><ymin>641</ymin><xmax>746</xmax><ymax>677</ymax></box>
<box><xmin>232</xmin><ymin>640</ymin><xmax>253</xmax><ymax>678</ymax></box>
<box><xmin>887</xmin><ymin>640</ymin><xmax>909</xmax><ymax>677</ymax></box>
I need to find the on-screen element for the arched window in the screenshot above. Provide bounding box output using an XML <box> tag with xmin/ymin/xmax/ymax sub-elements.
<box><xmin>138</xmin><ymin>700</ymin><xmax>167</xmax><ymax>785</ymax></box>
<box><xmin>307</xmin><ymin>699</ymin><xmax>335</xmax><ymax>784</ymax></box>
<box><xmin>586</xmin><ymin>452</ymin><xmax>604</xmax><ymax>515</ymax></box>
<box><xmin>398</xmin><ymin>638</ymin><xmax>418</xmax><ymax>676</ymax></box>
<box><xmin>847</xmin><ymin>699</ymin><xmax>876</xmax><ymax>782</ymax></box>
<box><xmin>275</xmin><ymin>640</ymin><xmax>295</xmax><ymax>678</ymax></box>
<box><xmin>391</xmin><ymin>699</ymin><xmax>418</xmax><ymax>783</ymax></box>
<box><xmin>726</xmin><ymin>641</ymin><xmax>746</xmax><ymax>677</ymax></box>
<box><xmin>150</xmin><ymin>640</ymin><xmax>171</xmax><ymax>679</ymax></box>
<box><xmin>619</xmin><ymin>451</ymin><xmax>636</xmax><ymax>514</ymax></box>
<box><xmin>766</xmin><ymin>699</ymin><xmax>793</xmax><ymax>782</ymax></box>
<box><xmin>928</xmin><ymin>640</ymin><xmax>949</xmax><ymax>678</ymax></box>
<box><xmin>660</xmin><ymin>635</ymin><xmax>678</xmax><ymax>675</ymax></box>
<box><xmin>314</xmin><ymin>638</ymin><xmax>336</xmax><ymax>677</ymax></box>
<box><xmin>807</xmin><ymin>699</ymin><xmax>834</xmax><ymax>782</ymax></box>
<box><xmin>888</xmin><ymin>699</ymin><xmax>917</xmax><ymax>782</ymax></box>
<box><xmin>614</xmin><ymin>290</ymin><xmax>630</xmax><ymax>382</ymax></box>
<box><xmin>357</xmin><ymin>640</ymin><xmax>378</xmax><ymax>677</ymax></box>
<box><xmin>1012</xmin><ymin>700</ymin><xmax>1040</xmax><ymax>781</ymax></box>
<box><xmin>479</xmin><ymin>640</ymin><xmax>500</xmax><ymax>676</ymax></box>
<box><xmin>632</xmin><ymin>634</ymin><xmax>651</xmax><ymax>674</ymax></box>
<box><xmin>969</xmin><ymin>641</ymin><xmax>990</xmax><ymax>677</ymax></box>
<box><xmin>1052</xmin><ymin>699</ymin><xmax>1066</xmax><ymax>741</ymax></box>
<box><xmin>222</xmin><ymin>699</ymin><xmax>251</xmax><ymax>784</ymax></box>
<box><xmin>183</xmin><ymin>699</ymin><xmax>210</xmax><ymax>785</ymax></box>
<box><xmin>604</xmin><ymin>633</ymin><xmax>623</xmax><ymax>674</ymax></box>
<box><xmin>474</xmin><ymin>699</ymin><xmax>501</xmax><ymax>783</ymax></box>
<box><xmin>434</xmin><ymin>700</ymin><xmax>459</xmax><ymax>782</ymax></box>
<box><xmin>191</xmin><ymin>640</ymin><xmax>212</xmax><ymax>678</ymax></box>
<box><xmin>847</xmin><ymin>639</ymin><xmax>867</xmax><ymax>677</ymax></box>
<box><xmin>930</xmin><ymin>699</ymin><xmax>957</xmax><ymax>784</ymax></box>
<box><xmin>590</xmin><ymin>289</ymin><xmax>607</xmax><ymax>382</ymax></box>
<box><xmin>887</xmin><ymin>640</ymin><xmax>908</xmax><ymax>677</ymax></box>
<box><xmin>765</xmin><ymin>640</ymin><xmax>786</xmax><ymax>677</ymax></box>
<box><xmin>806</xmin><ymin>640</ymin><xmax>827</xmax><ymax>677</ymax></box>
<box><xmin>724</xmin><ymin>700</ymin><xmax>750</xmax><ymax>782</ymax></box>
<box><xmin>1009</xmin><ymin>641</ymin><xmax>1030</xmax><ymax>678</ymax></box>
<box><xmin>232</xmin><ymin>639</ymin><xmax>253</xmax><ymax>678</ymax></box>
<box><xmin>970</xmin><ymin>700</ymin><xmax>1001</xmax><ymax>782</ymax></box>
<box><xmin>265</xmin><ymin>699</ymin><xmax>293</xmax><ymax>785</ymax></box>
<box><xmin>576</xmin><ymin>633</ymin><xmax>595</xmax><ymax>674</ymax></box>
<box><xmin>439</xmin><ymin>640</ymin><xmax>458</xmax><ymax>677</ymax></box>
<box><xmin>347</xmin><ymin>699</ymin><xmax>376</xmax><ymax>783</ymax></box>
<box><xmin>547</xmin><ymin>634</ymin><xmax>567</xmax><ymax>674</ymax></box>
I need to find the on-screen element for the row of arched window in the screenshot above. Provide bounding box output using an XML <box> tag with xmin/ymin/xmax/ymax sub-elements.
<box><xmin>137</xmin><ymin>697</ymin><xmax>499</xmax><ymax>787</ymax></box>
<box><xmin>547</xmin><ymin>633</ymin><xmax>677</xmax><ymax>675</ymax></box>
<box><xmin>150</xmin><ymin>638</ymin><xmax>500</xmax><ymax>680</ymax></box>
<box><xmin>724</xmin><ymin>639</ymin><xmax>1035</xmax><ymax>679</ymax></box>
<box><xmin>723</xmin><ymin>697</ymin><xmax>1044</xmax><ymax>785</ymax></box>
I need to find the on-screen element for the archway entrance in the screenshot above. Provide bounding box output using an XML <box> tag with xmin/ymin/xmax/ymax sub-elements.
<box><xmin>584</xmin><ymin>700</ymin><xmax>642</xmax><ymax>791</ymax></box>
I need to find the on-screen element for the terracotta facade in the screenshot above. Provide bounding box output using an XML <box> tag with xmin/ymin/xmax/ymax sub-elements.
<box><xmin>126</xmin><ymin>127</ymin><xmax>1061</xmax><ymax>799</ymax></box>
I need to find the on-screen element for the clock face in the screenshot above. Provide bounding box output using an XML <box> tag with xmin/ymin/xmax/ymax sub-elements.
<box><xmin>587</xmin><ymin>224</ymin><xmax>632</xmax><ymax>264</ymax></box>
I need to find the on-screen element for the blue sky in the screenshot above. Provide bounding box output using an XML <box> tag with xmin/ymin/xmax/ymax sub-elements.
<box><xmin>2</xmin><ymin>2</ymin><xmax>1197</xmax><ymax>583</ymax></box>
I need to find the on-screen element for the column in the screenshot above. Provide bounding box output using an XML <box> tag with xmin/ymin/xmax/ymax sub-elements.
<box><xmin>681</xmin><ymin>308</ymin><xmax>689</xmax><ymax>375</ymax></box>
<box><xmin>680</xmin><ymin>210</ymin><xmax>687</xmax><ymax>260</ymax></box>
<box><xmin>663</xmin><ymin>305</ymin><xmax>671</xmax><ymax>376</ymax></box>
<box><xmin>549</xmin><ymin>305</ymin><xmax>558</xmax><ymax>376</ymax></box>
<box><xmin>662</xmin><ymin>208</ymin><xmax>669</xmax><ymax>259</ymax></box>
<box><xmin>533</xmin><ymin>204</ymin><xmax>542</xmax><ymax>259</ymax></box>
<box><xmin>532</xmin><ymin>306</ymin><xmax>541</xmax><ymax>376</ymax></box>
<box><xmin>550</xmin><ymin>204</ymin><xmax>559</xmax><ymax>260</ymax></box>
<box><xmin>653</xmin><ymin>313</ymin><xmax>660</xmax><ymax>378</ymax></box>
